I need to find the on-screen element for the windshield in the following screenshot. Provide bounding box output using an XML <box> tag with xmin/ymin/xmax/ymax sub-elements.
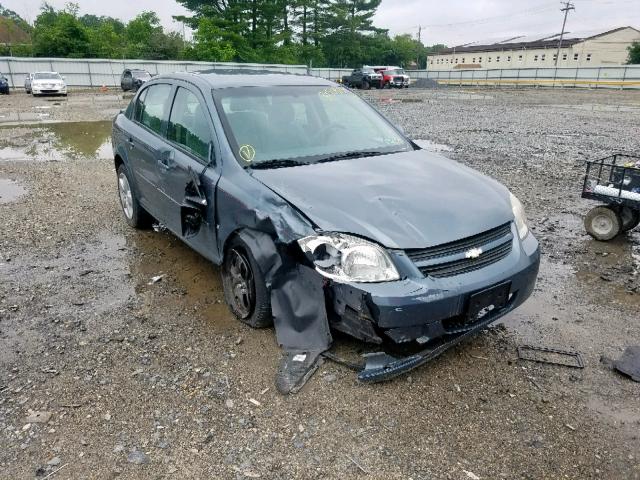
<box><xmin>214</xmin><ymin>85</ymin><xmax>412</xmax><ymax>166</ymax></box>
<box><xmin>386</xmin><ymin>69</ymin><xmax>405</xmax><ymax>75</ymax></box>
<box><xmin>34</xmin><ymin>73</ymin><xmax>62</xmax><ymax>80</ymax></box>
<box><xmin>132</xmin><ymin>71</ymin><xmax>151</xmax><ymax>80</ymax></box>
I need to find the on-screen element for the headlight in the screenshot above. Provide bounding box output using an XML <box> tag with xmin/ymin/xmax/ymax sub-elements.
<box><xmin>297</xmin><ymin>233</ymin><xmax>400</xmax><ymax>283</ymax></box>
<box><xmin>510</xmin><ymin>193</ymin><xmax>529</xmax><ymax>239</ymax></box>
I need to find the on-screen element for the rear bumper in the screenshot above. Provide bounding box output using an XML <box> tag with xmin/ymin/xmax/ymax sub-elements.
<box><xmin>329</xmin><ymin>228</ymin><xmax>540</xmax><ymax>344</ymax></box>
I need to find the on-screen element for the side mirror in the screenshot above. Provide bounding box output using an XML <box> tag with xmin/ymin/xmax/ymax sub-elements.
<box><xmin>62</xmin><ymin>76</ymin><xmax>66</xmax><ymax>80</ymax></box>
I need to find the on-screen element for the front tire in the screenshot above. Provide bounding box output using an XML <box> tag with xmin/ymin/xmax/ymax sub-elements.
<box><xmin>222</xmin><ymin>237</ymin><xmax>272</xmax><ymax>328</ymax></box>
<box><xmin>585</xmin><ymin>206</ymin><xmax>621</xmax><ymax>241</ymax></box>
<box><xmin>362</xmin><ymin>80</ymin><xmax>370</xmax><ymax>90</ymax></box>
<box><xmin>116</xmin><ymin>164</ymin><xmax>151</xmax><ymax>229</ymax></box>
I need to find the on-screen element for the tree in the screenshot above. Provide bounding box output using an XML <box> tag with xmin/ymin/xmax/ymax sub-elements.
<box><xmin>628</xmin><ymin>42</ymin><xmax>640</xmax><ymax>64</ymax></box>
<box><xmin>123</xmin><ymin>12</ymin><xmax>185</xmax><ymax>60</ymax></box>
<box><xmin>32</xmin><ymin>3</ymin><xmax>91</xmax><ymax>57</ymax></box>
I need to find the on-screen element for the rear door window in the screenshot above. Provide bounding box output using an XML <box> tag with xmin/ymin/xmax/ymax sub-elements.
<box><xmin>167</xmin><ymin>87</ymin><xmax>213</xmax><ymax>161</ymax></box>
<box><xmin>138</xmin><ymin>84</ymin><xmax>172</xmax><ymax>135</ymax></box>
<box><xmin>132</xmin><ymin>87</ymin><xmax>147</xmax><ymax>121</ymax></box>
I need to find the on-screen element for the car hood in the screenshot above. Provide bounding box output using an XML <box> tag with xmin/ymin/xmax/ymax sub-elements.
<box><xmin>250</xmin><ymin>150</ymin><xmax>514</xmax><ymax>249</ymax></box>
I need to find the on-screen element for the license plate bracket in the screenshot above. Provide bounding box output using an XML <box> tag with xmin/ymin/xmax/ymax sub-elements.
<box><xmin>467</xmin><ymin>281</ymin><xmax>511</xmax><ymax>323</ymax></box>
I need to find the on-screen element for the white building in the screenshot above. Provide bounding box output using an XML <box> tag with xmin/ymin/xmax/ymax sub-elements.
<box><xmin>427</xmin><ymin>26</ymin><xmax>640</xmax><ymax>70</ymax></box>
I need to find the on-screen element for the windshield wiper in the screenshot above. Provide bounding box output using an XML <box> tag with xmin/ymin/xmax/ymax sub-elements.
<box><xmin>314</xmin><ymin>151</ymin><xmax>387</xmax><ymax>164</ymax></box>
<box><xmin>249</xmin><ymin>158</ymin><xmax>308</xmax><ymax>170</ymax></box>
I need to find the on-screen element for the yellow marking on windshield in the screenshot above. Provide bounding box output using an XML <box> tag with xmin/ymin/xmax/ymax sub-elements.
<box><xmin>239</xmin><ymin>144</ymin><xmax>256</xmax><ymax>162</ymax></box>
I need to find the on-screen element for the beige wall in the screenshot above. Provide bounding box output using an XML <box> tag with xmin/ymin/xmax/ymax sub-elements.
<box><xmin>426</xmin><ymin>27</ymin><xmax>640</xmax><ymax>70</ymax></box>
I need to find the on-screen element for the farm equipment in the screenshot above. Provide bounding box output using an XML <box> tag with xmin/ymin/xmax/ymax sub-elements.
<box><xmin>582</xmin><ymin>153</ymin><xmax>640</xmax><ymax>241</ymax></box>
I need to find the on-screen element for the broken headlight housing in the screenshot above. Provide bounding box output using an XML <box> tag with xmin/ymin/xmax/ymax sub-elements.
<box><xmin>297</xmin><ymin>233</ymin><xmax>400</xmax><ymax>283</ymax></box>
<box><xmin>510</xmin><ymin>192</ymin><xmax>529</xmax><ymax>239</ymax></box>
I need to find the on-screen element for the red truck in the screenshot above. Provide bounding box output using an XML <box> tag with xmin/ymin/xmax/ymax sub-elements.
<box><xmin>371</xmin><ymin>66</ymin><xmax>411</xmax><ymax>89</ymax></box>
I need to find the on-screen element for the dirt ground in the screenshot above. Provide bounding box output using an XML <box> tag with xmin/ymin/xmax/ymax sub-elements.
<box><xmin>1</xmin><ymin>88</ymin><xmax>639</xmax><ymax>480</ymax></box>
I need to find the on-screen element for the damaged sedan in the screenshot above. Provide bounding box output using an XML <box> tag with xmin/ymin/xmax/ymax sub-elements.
<box><xmin>112</xmin><ymin>71</ymin><xmax>540</xmax><ymax>393</ymax></box>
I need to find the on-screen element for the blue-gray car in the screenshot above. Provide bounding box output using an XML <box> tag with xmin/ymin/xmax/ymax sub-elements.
<box><xmin>112</xmin><ymin>71</ymin><xmax>540</xmax><ymax>393</ymax></box>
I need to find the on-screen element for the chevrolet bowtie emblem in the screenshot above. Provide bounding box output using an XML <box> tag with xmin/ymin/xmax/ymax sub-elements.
<box><xmin>465</xmin><ymin>247</ymin><xmax>483</xmax><ymax>259</ymax></box>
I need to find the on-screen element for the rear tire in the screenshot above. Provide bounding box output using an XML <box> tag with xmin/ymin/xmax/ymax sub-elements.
<box><xmin>222</xmin><ymin>237</ymin><xmax>272</xmax><ymax>328</ymax></box>
<box><xmin>584</xmin><ymin>206</ymin><xmax>621</xmax><ymax>241</ymax></box>
<box><xmin>116</xmin><ymin>164</ymin><xmax>152</xmax><ymax>229</ymax></box>
<box><xmin>620</xmin><ymin>206</ymin><xmax>640</xmax><ymax>232</ymax></box>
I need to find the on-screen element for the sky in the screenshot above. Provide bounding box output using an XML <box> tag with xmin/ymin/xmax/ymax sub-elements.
<box><xmin>2</xmin><ymin>0</ymin><xmax>639</xmax><ymax>46</ymax></box>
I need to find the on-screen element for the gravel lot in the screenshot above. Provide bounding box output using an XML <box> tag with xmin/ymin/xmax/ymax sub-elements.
<box><xmin>1</xmin><ymin>88</ymin><xmax>639</xmax><ymax>479</ymax></box>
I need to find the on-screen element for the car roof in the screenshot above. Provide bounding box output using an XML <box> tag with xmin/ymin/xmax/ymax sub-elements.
<box><xmin>33</xmin><ymin>71</ymin><xmax>60</xmax><ymax>75</ymax></box>
<box><xmin>151</xmin><ymin>70</ymin><xmax>334</xmax><ymax>89</ymax></box>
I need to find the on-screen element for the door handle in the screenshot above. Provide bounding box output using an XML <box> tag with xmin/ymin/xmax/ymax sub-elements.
<box><xmin>158</xmin><ymin>149</ymin><xmax>175</xmax><ymax>169</ymax></box>
<box><xmin>127</xmin><ymin>137</ymin><xmax>135</xmax><ymax>148</ymax></box>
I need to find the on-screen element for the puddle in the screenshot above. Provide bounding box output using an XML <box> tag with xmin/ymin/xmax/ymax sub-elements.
<box><xmin>414</xmin><ymin>138</ymin><xmax>453</xmax><ymax>153</ymax></box>
<box><xmin>0</xmin><ymin>178</ymin><xmax>27</xmax><ymax>203</ymax></box>
<box><xmin>0</xmin><ymin>121</ymin><xmax>112</xmax><ymax>162</ymax></box>
<box><xmin>127</xmin><ymin>230</ymin><xmax>234</xmax><ymax>332</ymax></box>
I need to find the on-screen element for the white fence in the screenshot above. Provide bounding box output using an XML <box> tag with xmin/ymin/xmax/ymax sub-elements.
<box><xmin>0</xmin><ymin>57</ymin><xmax>308</xmax><ymax>89</ymax></box>
<box><xmin>1</xmin><ymin>57</ymin><xmax>639</xmax><ymax>90</ymax></box>
<box><xmin>408</xmin><ymin>65</ymin><xmax>640</xmax><ymax>89</ymax></box>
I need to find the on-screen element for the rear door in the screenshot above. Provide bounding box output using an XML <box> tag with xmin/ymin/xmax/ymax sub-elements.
<box><xmin>159</xmin><ymin>83</ymin><xmax>220</xmax><ymax>261</ymax></box>
<box><xmin>127</xmin><ymin>82</ymin><xmax>173</xmax><ymax>223</ymax></box>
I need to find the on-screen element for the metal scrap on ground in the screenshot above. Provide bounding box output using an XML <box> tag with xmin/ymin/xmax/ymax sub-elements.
<box><xmin>517</xmin><ymin>345</ymin><xmax>585</xmax><ymax>368</ymax></box>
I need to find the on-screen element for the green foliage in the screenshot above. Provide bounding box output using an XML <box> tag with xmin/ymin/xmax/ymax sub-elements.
<box><xmin>32</xmin><ymin>4</ymin><xmax>91</xmax><ymax>57</ymax></box>
<box><xmin>176</xmin><ymin>0</ymin><xmax>434</xmax><ymax>67</ymax></box>
<box><xmin>20</xmin><ymin>4</ymin><xmax>184</xmax><ymax>60</ymax></box>
<box><xmin>0</xmin><ymin>2</ymin><xmax>32</xmax><ymax>33</ymax></box>
<box><xmin>3</xmin><ymin>0</ymin><xmax>441</xmax><ymax>67</ymax></box>
<box><xmin>628</xmin><ymin>42</ymin><xmax>640</xmax><ymax>64</ymax></box>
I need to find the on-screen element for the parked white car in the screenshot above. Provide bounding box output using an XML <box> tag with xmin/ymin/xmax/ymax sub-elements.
<box><xmin>30</xmin><ymin>72</ymin><xmax>67</xmax><ymax>96</ymax></box>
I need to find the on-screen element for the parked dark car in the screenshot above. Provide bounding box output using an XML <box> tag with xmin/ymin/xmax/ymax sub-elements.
<box><xmin>112</xmin><ymin>71</ymin><xmax>539</xmax><ymax>393</ymax></box>
<box><xmin>0</xmin><ymin>75</ymin><xmax>9</xmax><ymax>94</ymax></box>
<box><xmin>341</xmin><ymin>67</ymin><xmax>383</xmax><ymax>89</ymax></box>
<box><xmin>121</xmin><ymin>69</ymin><xmax>152</xmax><ymax>92</ymax></box>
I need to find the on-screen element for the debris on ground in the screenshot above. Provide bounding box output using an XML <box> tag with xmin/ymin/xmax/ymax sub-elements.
<box><xmin>517</xmin><ymin>345</ymin><xmax>585</xmax><ymax>368</ymax></box>
<box><xmin>147</xmin><ymin>274</ymin><xmax>165</xmax><ymax>285</ymax></box>
<box><xmin>613</xmin><ymin>346</ymin><xmax>640</xmax><ymax>382</ymax></box>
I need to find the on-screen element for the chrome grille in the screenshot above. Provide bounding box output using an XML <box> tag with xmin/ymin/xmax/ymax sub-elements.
<box><xmin>406</xmin><ymin>223</ymin><xmax>513</xmax><ymax>278</ymax></box>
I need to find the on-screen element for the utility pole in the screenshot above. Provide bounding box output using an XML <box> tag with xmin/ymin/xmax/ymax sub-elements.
<box><xmin>554</xmin><ymin>1</ymin><xmax>575</xmax><ymax>67</ymax></box>
<box><xmin>417</xmin><ymin>25</ymin><xmax>422</xmax><ymax>68</ymax></box>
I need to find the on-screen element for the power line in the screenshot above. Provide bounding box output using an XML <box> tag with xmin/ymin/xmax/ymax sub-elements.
<box><xmin>555</xmin><ymin>1</ymin><xmax>575</xmax><ymax>66</ymax></box>
<box><xmin>406</xmin><ymin>3</ymin><xmax>559</xmax><ymax>30</ymax></box>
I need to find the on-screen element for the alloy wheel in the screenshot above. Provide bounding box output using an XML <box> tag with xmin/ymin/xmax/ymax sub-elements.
<box><xmin>227</xmin><ymin>249</ymin><xmax>256</xmax><ymax>319</ymax></box>
<box><xmin>118</xmin><ymin>172</ymin><xmax>134</xmax><ymax>220</ymax></box>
